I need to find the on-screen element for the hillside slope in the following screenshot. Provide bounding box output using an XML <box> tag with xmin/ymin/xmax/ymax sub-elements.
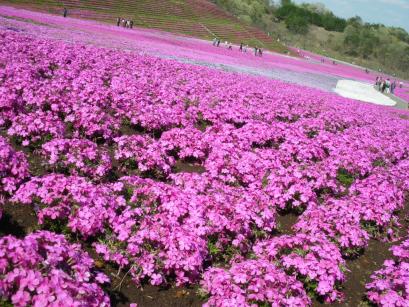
<box><xmin>2</xmin><ymin>0</ymin><xmax>287</xmax><ymax>52</ymax></box>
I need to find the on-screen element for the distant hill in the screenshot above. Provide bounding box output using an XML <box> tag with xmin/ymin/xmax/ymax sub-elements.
<box><xmin>1</xmin><ymin>0</ymin><xmax>287</xmax><ymax>53</ymax></box>
<box><xmin>212</xmin><ymin>0</ymin><xmax>409</xmax><ymax>79</ymax></box>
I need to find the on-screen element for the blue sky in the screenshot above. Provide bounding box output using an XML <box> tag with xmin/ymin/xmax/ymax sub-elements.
<box><xmin>292</xmin><ymin>0</ymin><xmax>409</xmax><ymax>32</ymax></box>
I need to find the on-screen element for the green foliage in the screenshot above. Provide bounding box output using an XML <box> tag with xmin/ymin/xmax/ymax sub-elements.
<box><xmin>0</xmin><ymin>300</ymin><xmax>13</xmax><ymax>307</ymax></box>
<box><xmin>207</xmin><ymin>240</ymin><xmax>221</xmax><ymax>256</ymax></box>
<box><xmin>336</xmin><ymin>168</ymin><xmax>355</xmax><ymax>188</ymax></box>
<box><xmin>361</xmin><ymin>221</ymin><xmax>382</xmax><ymax>238</ymax></box>
<box><xmin>285</xmin><ymin>13</ymin><xmax>308</xmax><ymax>34</ymax></box>
<box><xmin>276</xmin><ymin>1</ymin><xmax>346</xmax><ymax>33</ymax></box>
<box><xmin>207</xmin><ymin>235</ymin><xmax>241</xmax><ymax>264</ymax></box>
<box><xmin>41</xmin><ymin>218</ymin><xmax>72</xmax><ymax>237</ymax></box>
<box><xmin>212</xmin><ymin>0</ymin><xmax>274</xmax><ymax>29</ymax></box>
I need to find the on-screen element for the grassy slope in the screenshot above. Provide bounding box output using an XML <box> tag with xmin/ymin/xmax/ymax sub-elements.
<box><xmin>1</xmin><ymin>0</ymin><xmax>287</xmax><ymax>53</ymax></box>
<box><xmin>271</xmin><ymin>22</ymin><xmax>409</xmax><ymax>79</ymax></box>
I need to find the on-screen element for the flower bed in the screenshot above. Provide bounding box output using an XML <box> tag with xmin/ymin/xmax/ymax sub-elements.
<box><xmin>1</xmin><ymin>26</ymin><xmax>409</xmax><ymax>306</ymax></box>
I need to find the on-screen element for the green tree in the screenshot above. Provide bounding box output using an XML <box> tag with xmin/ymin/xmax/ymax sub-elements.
<box><xmin>286</xmin><ymin>13</ymin><xmax>309</xmax><ymax>34</ymax></box>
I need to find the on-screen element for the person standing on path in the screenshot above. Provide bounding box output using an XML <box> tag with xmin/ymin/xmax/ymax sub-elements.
<box><xmin>391</xmin><ymin>80</ymin><xmax>397</xmax><ymax>94</ymax></box>
<box><xmin>130</xmin><ymin>20</ymin><xmax>133</xmax><ymax>29</ymax></box>
<box><xmin>239</xmin><ymin>42</ymin><xmax>243</xmax><ymax>52</ymax></box>
<box><xmin>116</xmin><ymin>17</ymin><xmax>121</xmax><ymax>26</ymax></box>
<box><xmin>386</xmin><ymin>79</ymin><xmax>391</xmax><ymax>94</ymax></box>
<box><xmin>381</xmin><ymin>79</ymin><xmax>386</xmax><ymax>93</ymax></box>
<box><xmin>63</xmin><ymin>8</ymin><xmax>68</xmax><ymax>18</ymax></box>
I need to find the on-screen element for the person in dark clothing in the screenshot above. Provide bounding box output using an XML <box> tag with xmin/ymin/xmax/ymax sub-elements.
<box><xmin>63</xmin><ymin>8</ymin><xmax>68</xmax><ymax>18</ymax></box>
<box><xmin>116</xmin><ymin>17</ymin><xmax>121</xmax><ymax>26</ymax></box>
<box><xmin>239</xmin><ymin>42</ymin><xmax>243</xmax><ymax>52</ymax></box>
<box><xmin>258</xmin><ymin>48</ymin><xmax>263</xmax><ymax>57</ymax></box>
<box><xmin>130</xmin><ymin>20</ymin><xmax>134</xmax><ymax>29</ymax></box>
<box><xmin>391</xmin><ymin>80</ymin><xmax>397</xmax><ymax>94</ymax></box>
<box><xmin>254</xmin><ymin>47</ymin><xmax>258</xmax><ymax>56</ymax></box>
<box><xmin>381</xmin><ymin>80</ymin><xmax>386</xmax><ymax>93</ymax></box>
<box><xmin>217</xmin><ymin>39</ymin><xmax>220</xmax><ymax>47</ymax></box>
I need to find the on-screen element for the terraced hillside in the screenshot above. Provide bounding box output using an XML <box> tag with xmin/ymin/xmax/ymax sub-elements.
<box><xmin>2</xmin><ymin>0</ymin><xmax>287</xmax><ymax>52</ymax></box>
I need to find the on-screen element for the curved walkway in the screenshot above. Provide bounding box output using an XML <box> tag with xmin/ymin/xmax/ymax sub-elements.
<box><xmin>334</xmin><ymin>80</ymin><xmax>396</xmax><ymax>106</ymax></box>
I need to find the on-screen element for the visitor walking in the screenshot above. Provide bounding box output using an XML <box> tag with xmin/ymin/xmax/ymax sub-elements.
<box><xmin>63</xmin><ymin>8</ymin><xmax>68</xmax><ymax>18</ymax></box>
<box><xmin>239</xmin><ymin>42</ymin><xmax>243</xmax><ymax>52</ymax></box>
<box><xmin>212</xmin><ymin>38</ymin><xmax>217</xmax><ymax>46</ymax></box>
<box><xmin>244</xmin><ymin>45</ymin><xmax>248</xmax><ymax>53</ymax></box>
<box><xmin>400</xmin><ymin>81</ymin><xmax>403</xmax><ymax>88</ymax></box>
<box><xmin>254</xmin><ymin>47</ymin><xmax>258</xmax><ymax>56</ymax></box>
<box><xmin>116</xmin><ymin>17</ymin><xmax>120</xmax><ymax>26</ymax></box>
<box><xmin>130</xmin><ymin>20</ymin><xmax>134</xmax><ymax>29</ymax></box>
<box><xmin>217</xmin><ymin>39</ymin><xmax>220</xmax><ymax>47</ymax></box>
<box><xmin>258</xmin><ymin>48</ymin><xmax>263</xmax><ymax>57</ymax></box>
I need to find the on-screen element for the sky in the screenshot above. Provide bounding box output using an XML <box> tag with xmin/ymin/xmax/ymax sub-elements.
<box><xmin>292</xmin><ymin>0</ymin><xmax>409</xmax><ymax>32</ymax></box>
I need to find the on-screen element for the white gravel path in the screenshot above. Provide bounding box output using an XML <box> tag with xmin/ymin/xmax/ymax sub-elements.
<box><xmin>335</xmin><ymin>80</ymin><xmax>396</xmax><ymax>106</ymax></box>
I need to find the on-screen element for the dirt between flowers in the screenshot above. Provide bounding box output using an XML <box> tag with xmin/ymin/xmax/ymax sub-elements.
<box><xmin>3</xmin><ymin>193</ymin><xmax>409</xmax><ymax>307</ymax></box>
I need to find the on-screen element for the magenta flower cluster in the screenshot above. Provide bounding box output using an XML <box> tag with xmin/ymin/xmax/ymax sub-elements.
<box><xmin>0</xmin><ymin>136</ymin><xmax>29</xmax><ymax>218</ymax></box>
<box><xmin>366</xmin><ymin>239</ymin><xmax>409</xmax><ymax>306</ymax></box>
<box><xmin>114</xmin><ymin>135</ymin><xmax>175</xmax><ymax>177</ymax></box>
<box><xmin>41</xmin><ymin>138</ymin><xmax>112</xmax><ymax>179</ymax></box>
<box><xmin>0</xmin><ymin>231</ymin><xmax>110</xmax><ymax>306</ymax></box>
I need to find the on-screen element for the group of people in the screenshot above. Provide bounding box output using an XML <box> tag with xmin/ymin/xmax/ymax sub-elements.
<box><xmin>375</xmin><ymin>76</ymin><xmax>403</xmax><ymax>94</ymax></box>
<box><xmin>116</xmin><ymin>17</ymin><xmax>134</xmax><ymax>29</ymax></box>
<box><xmin>254</xmin><ymin>46</ymin><xmax>263</xmax><ymax>57</ymax></box>
<box><xmin>212</xmin><ymin>39</ymin><xmax>263</xmax><ymax>57</ymax></box>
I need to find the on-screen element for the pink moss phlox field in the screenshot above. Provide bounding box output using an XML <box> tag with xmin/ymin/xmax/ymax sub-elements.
<box><xmin>2</xmin><ymin>23</ymin><xmax>409</xmax><ymax>306</ymax></box>
<box><xmin>1</xmin><ymin>5</ymin><xmax>407</xmax><ymax>102</ymax></box>
<box><xmin>366</xmin><ymin>239</ymin><xmax>409</xmax><ymax>306</ymax></box>
<box><xmin>0</xmin><ymin>136</ymin><xmax>29</xmax><ymax>218</ymax></box>
<box><xmin>0</xmin><ymin>231</ymin><xmax>110</xmax><ymax>307</ymax></box>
